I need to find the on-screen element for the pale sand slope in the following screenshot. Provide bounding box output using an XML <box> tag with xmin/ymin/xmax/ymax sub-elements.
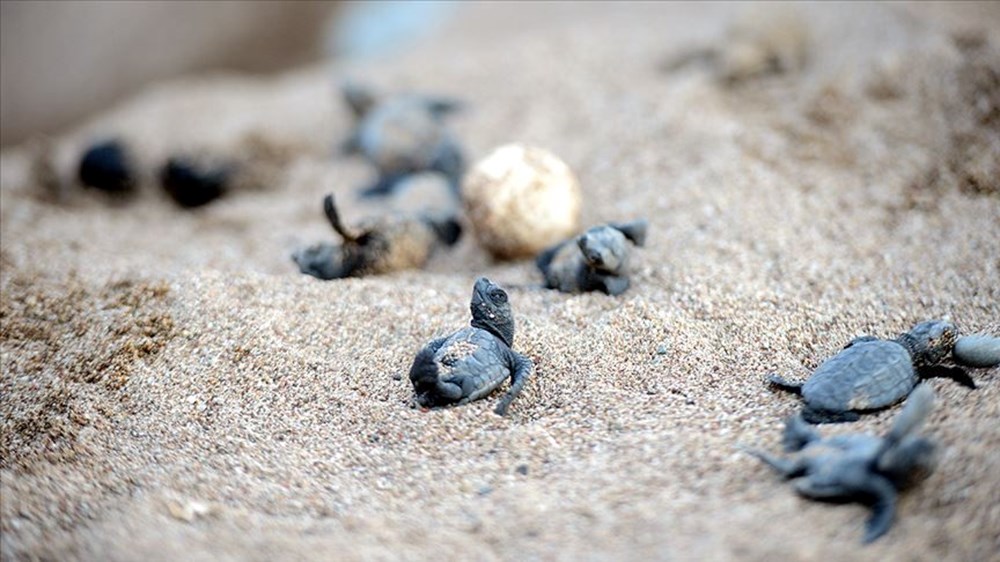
<box><xmin>2</xmin><ymin>3</ymin><xmax>999</xmax><ymax>561</ymax></box>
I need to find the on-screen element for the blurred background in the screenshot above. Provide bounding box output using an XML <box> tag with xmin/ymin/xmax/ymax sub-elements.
<box><xmin>0</xmin><ymin>0</ymin><xmax>460</xmax><ymax>147</ymax></box>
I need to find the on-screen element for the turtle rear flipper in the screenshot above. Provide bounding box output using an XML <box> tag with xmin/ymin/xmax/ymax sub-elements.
<box><xmin>843</xmin><ymin>335</ymin><xmax>879</xmax><ymax>349</ymax></box>
<box><xmin>409</xmin><ymin>338</ymin><xmax>463</xmax><ymax>407</ymax></box>
<box><xmin>767</xmin><ymin>373</ymin><xmax>804</xmax><ymax>395</ymax></box>
<box><xmin>745</xmin><ymin>448</ymin><xmax>807</xmax><ymax>479</ymax></box>
<box><xmin>801</xmin><ymin>406</ymin><xmax>860</xmax><ymax>424</ymax></box>
<box><xmin>323</xmin><ymin>194</ymin><xmax>364</xmax><ymax>241</ymax></box>
<box><xmin>782</xmin><ymin>414</ymin><xmax>820</xmax><ymax>452</ymax></box>
<box><xmin>610</xmin><ymin>219</ymin><xmax>649</xmax><ymax>247</ymax></box>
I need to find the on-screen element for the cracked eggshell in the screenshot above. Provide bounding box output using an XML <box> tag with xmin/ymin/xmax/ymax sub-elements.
<box><xmin>462</xmin><ymin>144</ymin><xmax>582</xmax><ymax>260</ymax></box>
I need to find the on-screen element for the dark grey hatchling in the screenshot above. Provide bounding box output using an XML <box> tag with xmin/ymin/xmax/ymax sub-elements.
<box><xmin>747</xmin><ymin>384</ymin><xmax>938</xmax><ymax>544</ymax></box>
<box><xmin>536</xmin><ymin>220</ymin><xmax>648</xmax><ymax>296</ymax></box>
<box><xmin>409</xmin><ymin>277</ymin><xmax>533</xmax><ymax>415</ymax></box>
<box><xmin>340</xmin><ymin>82</ymin><xmax>465</xmax><ymax>198</ymax></box>
<box><xmin>768</xmin><ymin>320</ymin><xmax>998</xmax><ymax>424</ymax></box>
<box><xmin>293</xmin><ymin>194</ymin><xmax>461</xmax><ymax>280</ymax></box>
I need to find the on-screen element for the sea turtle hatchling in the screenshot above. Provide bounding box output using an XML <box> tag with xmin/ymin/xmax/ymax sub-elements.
<box><xmin>747</xmin><ymin>384</ymin><xmax>938</xmax><ymax>544</ymax></box>
<box><xmin>535</xmin><ymin>220</ymin><xmax>648</xmax><ymax>296</ymax></box>
<box><xmin>293</xmin><ymin>193</ymin><xmax>461</xmax><ymax>280</ymax></box>
<box><xmin>408</xmin><ymin>277</ymin><xmax>533</xmax><ymax>415</ymax></box>
<box><xmin>340</xmin><ymin>82</ymin><xmax>465</xmax><ymax>198</ymax></box>
<box><xmin>769</xmin><ymin>320</ymin><xmax>999</xmax><ymax>424</ymax></box>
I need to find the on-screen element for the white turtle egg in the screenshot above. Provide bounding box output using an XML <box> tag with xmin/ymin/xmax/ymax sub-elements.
<box><xmin>461</xmin><ymin>144</ymin><xmax>582</xmax><ymax>260</ymax></box>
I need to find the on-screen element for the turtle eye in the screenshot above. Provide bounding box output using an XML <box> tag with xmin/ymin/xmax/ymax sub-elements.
<box><xmin>490</xmin><ymin>290</ymin><xmax>507</xmax><ymax>303</ymax></box>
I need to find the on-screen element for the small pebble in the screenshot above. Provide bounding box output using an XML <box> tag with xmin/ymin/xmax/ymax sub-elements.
<box><xmin>953</xmin><ymin>334</ymin><xmax>1000</xmax><ymax>368</ymax></box>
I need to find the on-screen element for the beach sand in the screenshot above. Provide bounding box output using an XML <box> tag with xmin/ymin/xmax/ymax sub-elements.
<box><xmin>2</xmin><ymin>3</ymin><xmax>999</xmax><ymax>560</ymax></box>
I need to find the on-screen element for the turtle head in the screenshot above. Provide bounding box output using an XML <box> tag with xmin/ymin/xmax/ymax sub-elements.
<box><xmin>577</xmin><ymin>226</ymin><xmax>630</xmax><ymax>274</ymax></box>
<box><xmin>898</xmin><ymin>320</ymin><xmax>958</xmax><ymax>368</ymax></box>
<box><xmin>470</xmin><ymin>277</ymin><xmax>515</xmax><ymax>346</ymax></box>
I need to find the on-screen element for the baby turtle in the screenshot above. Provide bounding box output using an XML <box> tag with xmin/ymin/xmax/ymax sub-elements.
<box><xmin>340</xmin><ymin>82</ymin><xmax>465</xmax><ymax>198</ymax></box>
<box><xmin>293</xmin><ymin>193</ymin><xmax>461</xmax><ymax>280</ymax></box>
<box><xmin>160</xmin><ymin>157</ymin><xmax>231</xmax><ymax>208</ymax></box>
<box><xmin>768</xmin><ymin>320</ymin><xmax>991</xmax><ymax>424</ymax></box>
<box><xmin>78</xmin><ymin>139</ymin><xmax>136</xmax><ymax>194</ymax></box>
<box><xmin>747</xmin><ymin>384</ymin><xmax>938</xmax><ymax>544</ymax></box>
<box><xmin>535</xmin><ymin>220</ymin><xmax>648</xmax><ymax>296</ymax></box>
<box><xmin>408</xmin><ymin>277</ymin><xmax>533</xmax><ymax>415</ymax></box>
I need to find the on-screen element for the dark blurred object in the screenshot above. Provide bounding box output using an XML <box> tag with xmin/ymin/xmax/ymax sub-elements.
<box><xmin>160</xmin><ymin>157</ymin><xmax>230</xmax><ymax>208</ymax></box>
<box><xmin>78</xmin><ymin>139</ymin><xmax>136</xmax><ymax>194</ymax></box>
<box><xmin>340</xmin><ymin>82</ymin><xmax>465</xmax><ymax>198</ymax></box>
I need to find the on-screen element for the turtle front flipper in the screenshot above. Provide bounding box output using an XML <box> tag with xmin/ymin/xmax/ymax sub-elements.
<box><xmin>858</xmin><ymin>475</ymin><xmax>899</xmax><ymax>544</ymax></box>
<box><xmin>494</xmin><ymin>351</ymin><xmax>533</xmax><ymax>416</ymax></box>
<box><xmin>745</xmin><ymin>448</ymin><xmax>807</xmax><ymax>479</ymax></box>
<box><xmin>422</xmin><ymin>96</ymin><xmax>464</xmax><ymax>118</ymax></box>
<box><xmin>610</xmin><ymin>219</ymin><xmax>649</xmax><ymax>247</ymax></box>
<box><xmin>918</xmin><ymin>364</ymin><xmax>976</xmax><ymax>389</ymax></box>
<box><xmin>782</xmin><ymin>414</ymin><xmax>820</xmax><ymax>452</ymax></box>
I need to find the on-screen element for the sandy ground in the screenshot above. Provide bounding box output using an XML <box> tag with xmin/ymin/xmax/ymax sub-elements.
<box><xmin>2</xmin><ymin>3</ymin><xmax>999</xmax><ymax>561</ymax></box>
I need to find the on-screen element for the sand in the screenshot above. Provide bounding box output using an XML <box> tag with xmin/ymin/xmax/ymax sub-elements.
<box><xmin>2</xmin><ymin>3</ymin><xmax>999</xmax><ymax>561</ymax></box>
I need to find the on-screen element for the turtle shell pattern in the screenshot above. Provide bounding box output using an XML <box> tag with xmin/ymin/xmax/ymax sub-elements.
<box><xmin>433</xmin><ymin>327</ymin><xmax>511</xmax><ymax>402</ymax></box>
<box><xmin>802</xmin><ymin>340</ymin><xmax>917</xmax><ymax>412</ymax></box>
